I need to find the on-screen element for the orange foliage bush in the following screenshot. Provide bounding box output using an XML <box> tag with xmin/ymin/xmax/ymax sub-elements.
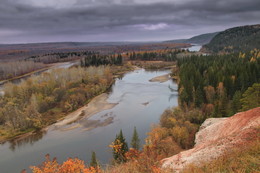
<box><xmin>29</xmin><ymin>154</ymin><xmax>100</xmax><ymax>173</ymax></box>
<box><xmin>125</xmin><ymin>148</ymin><xmax>140</xmax><ymax>161</ymax></box>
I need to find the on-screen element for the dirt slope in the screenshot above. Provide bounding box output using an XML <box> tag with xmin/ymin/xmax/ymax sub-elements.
<box><xmin>162</xmin><ymin>107</ymin><xmax>260</xmax><ymax>172</ymax></box>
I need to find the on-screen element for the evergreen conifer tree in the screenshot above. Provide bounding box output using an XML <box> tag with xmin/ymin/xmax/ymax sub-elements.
<box><xmin>131</xmin><ymin>126</ymin><xmax>140</xmax><ymax>150</ymax></box>
<box><xmin>90</xmin><ymin>151</ymin><xmax>98</xmax><ymax>168</ymax></box>
<box><xmin>112</xmin><ymin>130</ymin><xmax>128</xmax><ymax>163</ymax></box>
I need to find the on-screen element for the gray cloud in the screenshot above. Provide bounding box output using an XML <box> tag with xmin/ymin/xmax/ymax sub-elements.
<box><xmin>0</xmin><ymin>0</ymin><xmax>259</xmax><ymax>43</ymax></box>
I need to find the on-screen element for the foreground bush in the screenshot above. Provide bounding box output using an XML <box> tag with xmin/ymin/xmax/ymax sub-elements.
<box><xmin>28</xmin><ymin>154</ymin><xmax>100</xmax><ymax>173</ymax></box>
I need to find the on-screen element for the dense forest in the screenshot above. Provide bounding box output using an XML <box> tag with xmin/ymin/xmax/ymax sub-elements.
<box><xmin>127</xmin><ymin>50</ymin><xmax>183</xmax><ymax>61</ymax></box>
<box><xmin>178</xmin><ymin>49</ymin><xmax>260</xmax><ymax>116</ymax></box>
<box><xmin>81</xmin><ymin>54</ymin><xmax>123</xmax><ymax>67</ymax></box>
<box><xmin>0</xmin><ymin>66</ymin><xmax>113</xmax><ymax>139</ymax></box>
<box><xmin>79</xmin><ymin>50</ymin><xmax>181</xmax><ymax>67</ymax></box>
<box><xmin>203</xmin><ymin>24</ymin><xmax>260</xmax><ymax>53</ymax></box>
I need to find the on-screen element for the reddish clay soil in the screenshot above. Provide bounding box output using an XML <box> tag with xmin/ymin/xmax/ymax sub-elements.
<box><xmin>162</xmin><ymin>107</ymin><xmax>260</xmax><ymax>172</ymax></box>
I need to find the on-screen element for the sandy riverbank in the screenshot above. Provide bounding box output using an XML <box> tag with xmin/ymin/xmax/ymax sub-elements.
<box><xmin>149</xmin><ymin>74</ymin><xmax>170</xmax><ymax>83</ymax></box>
<box><xmin>0</xmin><ymin>93</ymin><xmax>117</xmax><ymax>143</ymax></box>
<box><xmin>53</xmin><ymin>93</ymin><xmax>117</xmax><ymax>129</ymax></box>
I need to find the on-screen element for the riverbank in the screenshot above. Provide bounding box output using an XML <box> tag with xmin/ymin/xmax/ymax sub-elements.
<box><xmin>0</xmin><ymin>64</ymin><xmax>166</xmax><ymax>144</ymax></box>
<box><xmin>0</xmin><ymin>93</ymin><xmax>117</xmax><ymax>144</ymax></box>
<box><xmin>0</xmin><ymin>65</ymin><xmax>133</xmax><ymax>143</ymax></box>
<box><xmin>53</xmin><ymin>93</ymin><xmax>117</xmax><ymax>129</ymax></box>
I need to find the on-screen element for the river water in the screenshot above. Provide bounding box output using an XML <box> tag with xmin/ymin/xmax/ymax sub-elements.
<box><xmin>187</xmin><ymin>45</ymin><xmax>202</xmax><ymax>52</ymax></box>
<box><xmin>0</xmin><ymin>68</ymin><xmax>178</xmax><ymax>172</ymax></box>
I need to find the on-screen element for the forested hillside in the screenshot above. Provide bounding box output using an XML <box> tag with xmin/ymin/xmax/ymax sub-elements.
<box><xmin>177</xmin><ymin>49</ymin><xmax>260</xmax><ymax>116</ymax></box>
<box><xmin>203</xmin><ymin>24</ymin><xmax>260</xmax><ymax>53</ymax></box>
<box><xmin>165</xmin><ymin>32</ymin><xmax>218</xmax><ymax>45</ymax></box>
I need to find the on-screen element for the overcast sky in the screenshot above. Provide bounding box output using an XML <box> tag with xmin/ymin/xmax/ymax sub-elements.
<box><xmin>0</xmin><ymin>0</ymin><xmax>259</xmax><ymax>44</ymax></box>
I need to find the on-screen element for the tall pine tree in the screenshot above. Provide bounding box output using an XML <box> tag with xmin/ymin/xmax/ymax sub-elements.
<box><xmin>131</xmin><ymin>127</ymin><xmax>140</xmax><ymax>150</ymax></box>
<box><xmin>90</xmin><ymin>151</ymin><xmax>98</xmax><ymax>168</ymax></box>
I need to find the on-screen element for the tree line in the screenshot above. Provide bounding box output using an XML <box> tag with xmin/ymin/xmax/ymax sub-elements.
<box><xmin>28</xmin><ymin>51</ymin><xmax>97</xmax><ymax>64</ymax></box>
<box><xmin>80</xmin><ymin>54</ymin><xmax>123</xmax><ymax>67</ymax></box>
<box><xmin>127</xmin><ymin>49</ymin><xmax>184</xmax><ymax>61</ymax></box>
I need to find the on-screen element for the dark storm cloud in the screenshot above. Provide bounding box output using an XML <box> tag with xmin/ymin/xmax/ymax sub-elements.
<box><xmin>0</xmin><ymin>0</ymin><xmax>259</xmax><ymax>43</ymax></box>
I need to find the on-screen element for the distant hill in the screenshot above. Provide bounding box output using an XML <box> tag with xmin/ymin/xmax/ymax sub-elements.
<box><xmin>202</xmin><ymin>24</ymin><xmax>260</xmax><ymax>53</ymax></box>
<box><xmin>164</xmin><ymin>32</ymin><xmax>219</xmax><ymax>45</ymax></box>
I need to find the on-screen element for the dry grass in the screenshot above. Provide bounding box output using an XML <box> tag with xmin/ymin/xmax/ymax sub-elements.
<box><xmin>182</xmin><ymin>139</ymin><xmax>260</xmax><ymax>173</ymax></box>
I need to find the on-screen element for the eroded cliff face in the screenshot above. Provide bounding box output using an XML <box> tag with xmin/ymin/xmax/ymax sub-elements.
<box><xmin>162</xmin><ymin>107</ymin><xmax>260</xmax><ymax>172</ymax></box>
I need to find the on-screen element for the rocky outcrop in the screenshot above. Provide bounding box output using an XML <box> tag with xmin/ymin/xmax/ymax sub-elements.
<box><xmin>162</xmin><ymin>107</ymin><xmax>260</xmax><ymax>172</ymax></box>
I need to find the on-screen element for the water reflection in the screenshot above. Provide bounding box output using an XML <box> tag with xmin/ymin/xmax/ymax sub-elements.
<box><xmin>8</xmin><ymin>130</ymin><xmax>47</xmax><ymax>151</ymax></box>
<box><xmin>115</xmin><ymin>71</ymin><xmax>128</xmax><ymax>80</ymax></box>
<box><xmin>168</xmin><ymin>93</ymin><xmax>178</xmax><ymax>102</ymax></box>
<box><xmin>187</xmin><ymin>45</ymin><xmax>202</xmax><ymax>52</ymax></box>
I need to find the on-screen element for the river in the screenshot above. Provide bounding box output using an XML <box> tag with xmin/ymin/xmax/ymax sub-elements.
<box><xmin>0</xmin><ymin>68</ymin><xmax>178</xmax><ymax>172</ymax></box>
<box><xmin>187</xmin><ymin>44</ymin><xmax>202</xmax><ymax>52</ymax></box>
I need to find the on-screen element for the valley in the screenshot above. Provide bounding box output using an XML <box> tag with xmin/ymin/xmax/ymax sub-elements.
<box><xmin>0</xmin><ymin>22</ymin><xmax>259</xmax><ymax>173</ymax></box>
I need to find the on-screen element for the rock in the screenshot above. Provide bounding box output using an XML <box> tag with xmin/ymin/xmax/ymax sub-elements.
<box><xmin>195</xmin><ymin>117</ymin><xmax>227</xmax><ymax>145</ymax></box>
<box><xmin>161</xmin><ymin>107</ymin><xmax>260</xmax><ymax>172</ymax></box>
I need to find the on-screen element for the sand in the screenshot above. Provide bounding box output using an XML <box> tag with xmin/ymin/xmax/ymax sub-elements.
<box><xmin>149</xmin><ymin>74</ymin><xmax>170</xmax><ymax>83</ymax></box>
<box><xmin>53</xmin><ymin>93</ymin><xmax>117</xmax><ymax>128</ymax></box>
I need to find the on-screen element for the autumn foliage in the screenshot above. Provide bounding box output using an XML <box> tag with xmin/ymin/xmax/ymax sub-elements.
<box><xmin>0</xmin><ymin>66</ymin><xmax>113</xmax><ymax>139</ymax></box>
<box><xmin>0</xmin><ymin>61</ymin><xmax>45</xmax><ymax>81</ymax></box>
<box><xmin>30</xmin><ymin>154</ymin><xmax>100</xmax><ymax>173</ymax></box>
